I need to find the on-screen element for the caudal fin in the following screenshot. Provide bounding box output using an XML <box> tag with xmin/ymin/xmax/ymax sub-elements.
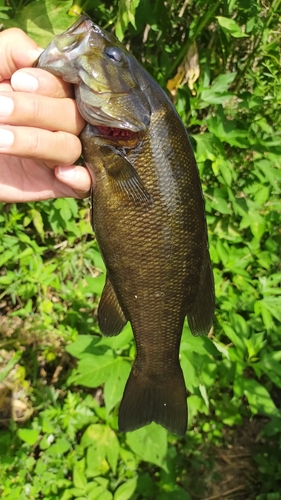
<box><xmin>118</xmin><ymin>363</ymin><xmax>187</xmax><ymax>436</ymax></box>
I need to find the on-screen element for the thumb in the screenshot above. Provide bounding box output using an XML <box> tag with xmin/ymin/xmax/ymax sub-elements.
<box><xmin>0</xmin><ymin>28</ymin><xmax>43</xmax><ymax>82</ymax></box>
<box><xmin>55</xmin><ymin>165</ymin><xmax>92</xmax><ymax>199</ymax></box>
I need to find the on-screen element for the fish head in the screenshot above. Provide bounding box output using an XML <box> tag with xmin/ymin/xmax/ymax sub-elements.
<box><xmin>36</xmin><ymin>15</ymin><xmax>151</xmax><ymax>133</ymax></box>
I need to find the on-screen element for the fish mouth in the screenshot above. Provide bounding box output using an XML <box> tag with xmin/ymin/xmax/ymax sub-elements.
<box><xmin>95</xmin><ymin>126</ymin><xmax>139</xmax><ymax>139</ymax></box>
<box><xmin>90</xmin><ymin>124</ymin><xmax>142</xmax><ymax>148</ymax></box>
<box><xmin>36</xmin><ymin>14</ymin><xmax>151</xmax><ymax>137</ymax></box>
<box><xmin>75</xmin><ymin>83</ymin><xmax>150</xmax><ymax>134</ymax></box>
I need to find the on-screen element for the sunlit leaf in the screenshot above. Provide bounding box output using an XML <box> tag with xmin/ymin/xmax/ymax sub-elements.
<box><xmin>126</xmin><ymin>423</ymin><xmax>167</xmax><ymax>470</ymax></box>
<box><xmin>244</xmin><ymin>379</ymin><xmax>278</xmax><ymax>417</ymax></box>
<box><xmin>104</xmin><ymin>358</ymin><xmax>131</xmax><ymax>416</ymax></box>
<box><xmin>113</xmin><ymin>477</ymin><xmax>137</xmax><ymax>500</ymax></box>
<box><xmin>82</xmin><ymin>424</ymin><xmax>120</xmax><ymax>475</ymax></box>
<box><xmin>17</xmin><ymin>429</ymin><xmax>40</xmax><ymax>446</ymax></box>
<box><xmin>2</xmin><ymin>0</ymin><xmax>73</xmax><ymax>45</ymax></box>
<box><xmin>217</xmin><ymin>16</ymin><xmax>248</xmax><ymax>38</ymax></box>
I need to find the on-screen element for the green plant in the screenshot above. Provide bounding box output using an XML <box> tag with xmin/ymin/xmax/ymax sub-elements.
<box><xmin>0</xmin><ymin>0</ymin><xmax>281</xmax><ymax>498</ymax></box>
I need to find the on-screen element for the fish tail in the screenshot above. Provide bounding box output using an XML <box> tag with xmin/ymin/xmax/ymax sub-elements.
<box><xmin>118</xmin><ymin>362</ymin><xmax>187</xmax><ymax>436</ymax></box>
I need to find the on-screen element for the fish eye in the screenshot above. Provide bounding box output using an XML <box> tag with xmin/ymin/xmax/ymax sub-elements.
<box><xmin>105</xmin><ymin>47</ymin><xmax>123</xmax><ymax>63</ymax></box>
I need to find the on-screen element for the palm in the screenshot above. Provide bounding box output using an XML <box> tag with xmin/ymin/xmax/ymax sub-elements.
<box><xmin>0</xmin><ymin>29</ymin><xmax>91</xmax><ymax>204</ymax></box>
<box><xmin>1</xmin><ymin>155</ymin><xmax>78</xmax><ymax>202</ymax></box>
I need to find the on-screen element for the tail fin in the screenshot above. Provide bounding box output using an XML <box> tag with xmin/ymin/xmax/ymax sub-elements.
<box><xmin>118</xmin><ymin>363</ymin><xmax>187</xmax><ymax>436</ymax></box>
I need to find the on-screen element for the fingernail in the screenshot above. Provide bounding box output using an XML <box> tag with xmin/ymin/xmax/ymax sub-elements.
<box><xmin>11</xmin><ymin>71</ymin><xmax>39</xmax><ymax>92</ymax></box>
<box><xmin>0</xmin><ymin>129</ymin><xmax>14</xmax><ymax>148</ymax></box>
<box><xmin>57</xmin><ymin>165</ymin><xmax>76</xmax><ymax>178</ymax></box>
<box><xmin>0</xmin><ymin>96</ymin><xmax>14</xmax><ymax>117</ymax></box>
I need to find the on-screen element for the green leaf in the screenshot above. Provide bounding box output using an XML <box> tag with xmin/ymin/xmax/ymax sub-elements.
<box><xmin>244</xmin><ymin>379</ymin><xmax>278</xmax><ymax>417</ymax></box>
<box><xmin>113</xmin><ymin>477</ymin><xmax>137</xmax><ymax>500</ymax></box>
<box><xmin>65</xmin><ymin>335</ymin><xmax>100</xmax><ymax>359</ymax></box>
<box><xmin>61</xmin><ymin>491</ymin><xmax>75</xmax><ymax>500</ymax></box>
<box><xmin>90</xmin><ymin>488</ymin><xmax>113</xmax><ymax>500</ymax></box>
<box><xmin>45</xmin><ymin>438</ymin><xmax>72</xmax><ymax>456</ymax></box>
<box><xmin>208</xmin><ymin>188</ymin><xmax>232</xmax><ymax>214</ymax></box>
<box><xmin>28</xmin><ymin>208</ymin><xmax>45</xmax><ymax>241</ymax></box>
<box><xmin>126</xmin><ymin>423</ymin><xmax>167</xmax><ymax>470</ymax></box>
<box><xmin>193</xmin><ymin>133</ymin><xmax>223</xmax><ymax>162</ymax></box>
<box><xmin>187</xmin><ymin>395</ymin><xmax>209</xmax><ymax>423</ymax></box>
<box><xmin>209</xmin><ymin>73</ymin><xmax>237</xmax><ymax>92</ymax></box>
<box><xmin>0</xmin><ymin>352</ymin><xmax>21</xmax><ymax>383</ymax></box>
<box><xmin>17</xmin><ymin>428</ymin><xmax>40</xmax><ymax>446</ymax></box>
<box><xmin>104</xmin><ymin>358</ymin><xmax>131</xmax><ymax>416</ymax></box>
<box><xmin>115</xmin><ymin>0</ymin><xmax>140</xmax><ymax>40</ymax></box>
<box><xmin>180</xmin><ymin>351</ymin><xmax>198</xmax><ymax>392</ymax></box>
<box><xmin>105</xmin><ymin>430</ymin><xmax>120</xmax><ymax>475</ymax></box>
<box><xmin>200</xmin><ymin>74</ymin><xmax>236</xmax><ymax>106</ymax></box>
<box><xmin>217</xmin><ymin>16</ymin><xmax>248</xmax><ymax>38</ymax></box>
<box><xmin>82</xmin><ymin>425</ymin><xmax>120</xmax><ymax>475</ymax></box>
<box><xmin>68</xmin><ymin>488</ymin><xmax>87</xmax><ymax>498</ymax></box>
<box><xmin>68</xmin><ymin>351</ymin><xmax>115</xmax><ymax>387</ymax></box>
<box><xmin>2</xmin><ymin>0</ymin><xmax>73</xmax><ymax>46</ymax></box>
<box><xmin>73</xmin><ymin>464</ymin><xmax>87</xmax><ymax>490</ymax></box>
<box><xmin>221</xmin><ymin>323</ymin><xmax>246</xmax><ymax>355</ymax></box>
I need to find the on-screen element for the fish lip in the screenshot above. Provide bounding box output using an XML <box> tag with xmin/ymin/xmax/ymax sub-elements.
<box><xmin>64</xmin><ymin>13</ymin><xmax>95</xmax><ymax>35</ymax></box>
<box><xmin>76</xmin><ymin>85</ymin><xmax>150</xmax><ymax>133</ymax></box>
<box><xmin>37</xmin><ymin>15</ymin><xmax>93</xmax><ymax>68</ymax></box>
<box><xmin>36</xmin><ymin>15</ymin><xmax>151</xmax><ymax>132</ymax></box>
<box><xmin>78</xmin><ymin>101</ymin><xmax>148</xmax><ymax>133</ymax></box>
<box><xmin>62</xmin><ymin>14</ymin><xmax>105</xmax><ymax>41</ymax></box>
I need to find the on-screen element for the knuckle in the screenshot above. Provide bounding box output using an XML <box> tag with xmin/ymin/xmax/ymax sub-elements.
<box><xmin>34</xmin><ymin>69</ymin><xmax>72</xmax><ymax>99</ymax></box>
<box><xmin>4</xmin><ymin>27</ymin><xmax>25</xmax><ymax>40</ymax></box>
<box><xmin>26</xmin><ymin>129</ymin><xmax>41</xmax><ymax>157</ymax></box>
<box><xmin>58</xmin><ymin>132</ymin><xmax>82</xmax><ymax>164</ymax></box>
<box><xmin>28</xmin><ymin>95</ymin><xmax>42</xmax><ymax>124</ymax></box>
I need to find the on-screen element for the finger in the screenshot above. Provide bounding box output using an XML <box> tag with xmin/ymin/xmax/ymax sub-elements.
<box><xmin>0</xmin><ymin>28</ymin><xmax>43</xmax><ymax>81</ymax></box>
<box><xmin>11</xmin><ymin>68</ymin><xmax>74</xmax><ymax>98</ymax></box>
<box><xmin>55</xmin><ymin>165</ymin><xmax>92</xmax><ymax>198</ymax></box>
<box><xmin>0</xmin><ymin>125</ymin><xmax>82</xmax><ymax>167</ymax></box>
<box><xmin>0</xmin><ymin>92</ymin><xmax>85</xmax><ymax>134</ymax></box>
<box><xmin>0</xmin><ymin>81</ymin><xmax>12</xmax><ymax>91</ymax></box>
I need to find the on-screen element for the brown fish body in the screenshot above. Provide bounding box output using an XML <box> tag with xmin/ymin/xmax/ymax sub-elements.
<box><xmin>36</xmin><ymin>15</ymin><xmax>215</xmax><ymax>435</ymax></box>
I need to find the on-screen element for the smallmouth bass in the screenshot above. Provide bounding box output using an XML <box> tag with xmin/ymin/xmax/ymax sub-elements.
<box><xmin>36</xmin><ymin>15</ymin><xmax>215</xmax><ymax>435</ymax></box>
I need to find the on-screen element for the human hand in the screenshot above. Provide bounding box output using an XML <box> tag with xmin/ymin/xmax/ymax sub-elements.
<box><xmin>0</xmin><ymin>28</ymin><xmax>91</xmax><ymax>203</ymax></box>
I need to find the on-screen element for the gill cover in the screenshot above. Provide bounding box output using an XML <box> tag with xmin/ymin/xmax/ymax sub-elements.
<box><xmin>36</xmin><ymin>15</ymin><xmax>151</xmax><ymax>132</ymax></box>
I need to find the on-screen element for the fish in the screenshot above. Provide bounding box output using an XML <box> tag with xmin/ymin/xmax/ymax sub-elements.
<box><xmin>36</xmin><ymin>14</ymin><xmax>215</xmax><ymax>436</ymax></box>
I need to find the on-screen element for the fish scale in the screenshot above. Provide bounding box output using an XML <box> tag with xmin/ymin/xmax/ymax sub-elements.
<box><xmin>36</xmin><ymin>14</ymin><xmax>215</xmax><ymax>435</ymax></box>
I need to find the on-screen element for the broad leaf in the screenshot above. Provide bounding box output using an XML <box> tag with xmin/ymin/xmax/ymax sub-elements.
<box><xmin>104</xmin><ymin>358</ymin><xmax>131</xmax><ymax>416</ymax></box>
<box><xmin>126</xmin><ymin>423</ymin><xmax>167</xmax><ymax>470</ymax></box>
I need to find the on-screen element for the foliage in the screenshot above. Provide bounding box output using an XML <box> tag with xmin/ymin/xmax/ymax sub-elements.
<box><xmin>0</xmin><ymin>0</ymin><xmax>281</xmax><ymax>498</ymax></box>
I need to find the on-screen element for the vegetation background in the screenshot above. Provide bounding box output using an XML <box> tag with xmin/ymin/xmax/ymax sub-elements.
<box><xmin>0</xmin><ymin>0</ymin><xmax>280</xmax><ymax>498</ymax></box>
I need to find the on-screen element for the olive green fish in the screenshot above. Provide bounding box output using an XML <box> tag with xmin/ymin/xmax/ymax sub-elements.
<box><xmin>36</xmin><ymin>15</ymin><xmax>215</xmax><ymax>435</ymax></box>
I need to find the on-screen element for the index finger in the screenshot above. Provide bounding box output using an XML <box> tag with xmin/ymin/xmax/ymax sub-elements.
<box><xmin>0</xmin><ymin>28</ymin><xmax>43</xmax><ymax>81</ymax></box>
<box><xmin>11</xmin><ymin>67</ymin><xmax>74</xmax><ymax>99</ymax></box>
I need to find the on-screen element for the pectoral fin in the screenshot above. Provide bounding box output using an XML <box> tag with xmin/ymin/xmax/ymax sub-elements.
<box><xmin>187</xmin><ymin>253</ymin><xmax>215</xmax><ymax>336</ymax></box>
<box><xmin>104</xmin><ymin>148</ymin><xmax>153</xmax><ymax>204</ymax></box>
<box><xmin>98</xmin><ymin>276</ymin><xmax>127</xmax><ymax>336</ymax></box>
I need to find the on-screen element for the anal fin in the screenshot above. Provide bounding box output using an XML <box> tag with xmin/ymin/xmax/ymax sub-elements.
<box><xmin>98</xmin><ymin>276</ymin><xmax>127</xmax><ymax>336</ymax></box>
<box><xmin>187</xmin><ymin>252</ymin><xmax>215</xmax><ymax>336</ymax></box>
